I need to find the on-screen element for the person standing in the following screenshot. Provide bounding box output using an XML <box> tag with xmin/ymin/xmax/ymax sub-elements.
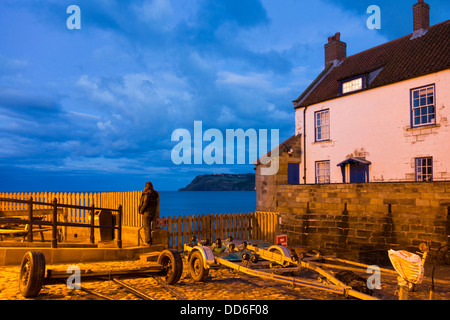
<box><xmin>138</xmin><ymin>181</ymin><xmax>160</xmax><ymax>246</ymax></box>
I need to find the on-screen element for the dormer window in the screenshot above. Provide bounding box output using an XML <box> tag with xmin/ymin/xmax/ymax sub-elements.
<box><xmin>340</xmin><ymin>76</ymin><xmax>364</xmax><ymax>94</ymax></box>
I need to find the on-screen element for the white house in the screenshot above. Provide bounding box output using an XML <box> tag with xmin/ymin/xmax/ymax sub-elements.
<box><xmin>291</xmin><ymin>0</ymin><xmax>450</xmax><ymax>184</ymax></box>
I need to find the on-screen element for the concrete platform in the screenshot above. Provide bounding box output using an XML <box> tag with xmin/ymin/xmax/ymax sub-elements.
<box><xmin>0</xmin><ymin>244</ymin><xmax>167</xmax><ymax>266</ymax></box>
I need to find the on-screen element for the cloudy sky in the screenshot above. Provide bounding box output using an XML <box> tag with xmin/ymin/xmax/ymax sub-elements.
<box><xmin>0</xmin><ymin>0</ymin><xmax>448</xmax><ymax>192</ymax></box>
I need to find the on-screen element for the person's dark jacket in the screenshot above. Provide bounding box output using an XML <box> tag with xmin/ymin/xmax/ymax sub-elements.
<box><xmin>138</xmin><ymin>182</ymin><xmax>160</xmax><ymax>219</ymax></box>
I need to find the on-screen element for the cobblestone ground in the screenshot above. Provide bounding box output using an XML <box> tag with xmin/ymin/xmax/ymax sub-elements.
<box><xmin>1</xmin><ymin>253</ymin><xmax>449</xmax><ymax>301</ymax></box>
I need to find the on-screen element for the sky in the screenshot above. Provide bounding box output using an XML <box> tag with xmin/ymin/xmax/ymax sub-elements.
<box><xmin>0</xmin><ymin>0</ymin><xmax>449</xmax><ymax>192</ymax></box>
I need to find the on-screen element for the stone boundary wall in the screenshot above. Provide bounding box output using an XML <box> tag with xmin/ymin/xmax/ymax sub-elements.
<box><xmin>258</xmin><ymin>182</ymin><xmax>450</xmax><ymax>263</ymax></box>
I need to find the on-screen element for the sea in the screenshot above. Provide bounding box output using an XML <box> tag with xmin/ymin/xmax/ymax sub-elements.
<box><xmin>158</xmin><ymin>191</ymin><xmax>256</xmax><ymax>218</ymax></box>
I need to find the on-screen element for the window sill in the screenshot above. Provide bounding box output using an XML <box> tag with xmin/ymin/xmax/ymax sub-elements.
<box><xmin>405</xmin><ymin>123</ymin><xmax>440</xmax><ymax>132</ymax></box>
<box><xmin>313</xmin><ymin>139</ymin><xmax>333</xmax><ymax>145</ymax></box>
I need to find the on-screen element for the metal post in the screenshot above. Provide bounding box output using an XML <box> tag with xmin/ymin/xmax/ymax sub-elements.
<box><xmin>429</xmin><ymin>266</ymin><xmax>435</xmax><ymax>300</ymax></box>
<box><xmin>90</xmin><ymin>204</ymin><xmax>95</xmax><ymax>244</ymax></box>
<box><xmin>398</xmin><ymin>285</ymin><xmax>409</xmax><ymax>300</ymax></box>
<box><xmin>52</xmin><ymin>198</ymin><xmax>58</xmax><ymax>248</ymax></box>
<box><xmin>117</xmin><ymin>205</ymin><xmax>123</xmax><ymax>249</ymax></box>
<box><xmin>27</xmin><ymin>197</ymin><xmax>33</xmax><ymax>243</ymax></box>
<box><xmin>397</xmin><ymin>277</ymin><xmax>410</xmax><ymax>300</ymax></box>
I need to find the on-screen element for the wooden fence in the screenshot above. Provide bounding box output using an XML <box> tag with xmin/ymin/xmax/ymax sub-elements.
<box><xmin>0</xmin><ymin>192</ymin><xmax>279</xmax><ymax>248</ymax></box>
<box><xmin>166</xmin><ymin>211</ymin><xmax>279</xmax><ymax>251</ymax></box>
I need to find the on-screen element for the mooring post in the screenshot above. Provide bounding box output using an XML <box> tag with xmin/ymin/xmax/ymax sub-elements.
<box><xmin>117</xmin><ymin>205</ymin><xmax>123</xmax><ymax>249</ymax></box>
<box><xmin>90</xmin><ymin>203</ymin><xmax>95</xmax><ymax>245</ymax></box>
<box><xmin>52</xmin><ymin>198</ymin><xmax>58</xmax><ymax>248</ymax></box>
<box><xmin>27</xmin><ymin>197</ymin><xmax>33</xmax><ymax>243</ymax></box>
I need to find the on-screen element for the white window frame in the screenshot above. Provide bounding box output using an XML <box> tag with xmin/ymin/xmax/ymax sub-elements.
<box><xmin>315</xmin><ymin>160</ymin><xmax>330</xmax><ymax>184</ymax></box>
<box><xmin>411</xmin><ymin>84</ymin><xmax>436</xmax><ymax>128</ymax></box>
<box><xmin>314</xmin><ymin>109</ymin><xmax>330</xmax><ymax>142</ymax></box>
<box><xmin>342</xmin><ymin>77</ymin><xmax>363</xmax><ymax>94</ymax></box>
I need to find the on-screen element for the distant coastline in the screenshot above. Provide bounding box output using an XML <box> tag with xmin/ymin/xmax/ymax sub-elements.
<box><xmin>179</xmin><ymin>173</ymin><xmax>255</xmax><ymax>191</ymax></box>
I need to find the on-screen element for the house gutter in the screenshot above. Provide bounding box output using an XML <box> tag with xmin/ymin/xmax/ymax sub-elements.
<box><xmin>303</xmin><ymin>106</ymin><xmax>307</xmax><ymax>184</ymax></box>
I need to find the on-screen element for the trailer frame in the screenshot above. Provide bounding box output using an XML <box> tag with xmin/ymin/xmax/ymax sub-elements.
<box><xmin>18</xmin><ymin>249</ymin><xmax>183</xmax><ymax>298</ymax></box>
<box><xmin>184</xmin><ymin>239</ymin><xmax>379</xmax><ymax>300</ymax></box>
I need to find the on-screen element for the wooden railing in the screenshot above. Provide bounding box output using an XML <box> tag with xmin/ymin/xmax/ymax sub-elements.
<box><xmin>0</xmin><ymin>192</ymin><xmax>279</xmax><ymax>248</ymax></box>
<box><xmin>0</xmin><ymin>197</ymin><xmax>122</xmax><ymax>248</ymax></box>
<box><xmin>0</xmin><ymin>191</ymin><xmax>141</xmax><ymax>227</ymax></box>
<box><xmin>0</xmin><ymin>192</ymin><xmax>102</xmax><ymax>224</ymax></box>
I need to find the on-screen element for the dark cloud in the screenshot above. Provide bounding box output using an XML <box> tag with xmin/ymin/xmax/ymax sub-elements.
<box><xmin>0</xmin><ymin>90</ymin><xmax>62</xmax><ymax>118</ymax></box>
<box><xmin>0</xmin><ymin>0</ymin><xmax>447</xmax><ymax>191</ymax></box>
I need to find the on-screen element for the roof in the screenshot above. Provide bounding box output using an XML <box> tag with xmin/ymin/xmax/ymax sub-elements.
<box><xmin>294</xmin><ymin>20</ymin><xmax>450</xmax><ymax>109</ymax></box>
<box><xmin>254</xmin><ymin>134</ymin><xmax>301</xmax><ymax>165</ymax></box>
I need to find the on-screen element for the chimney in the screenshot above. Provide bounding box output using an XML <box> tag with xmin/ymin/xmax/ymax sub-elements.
<box><xmin>324</xmin><ymin>32</ymin><xmax>347</xmax><ymax>67</ymax></box>
<box><xmin>413</xmin><ymin>0</ymin><xmax>430</xmax><ymax>32</ymax></box>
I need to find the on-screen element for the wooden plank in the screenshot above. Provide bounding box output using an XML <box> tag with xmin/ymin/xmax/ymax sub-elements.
<box><xmin>200</xmin><ymin>214</ymin><xmax>205</xmax><ymax>241</ymax></box>
<box><xmin>0</xmin><ymin>229</ymin><xmax>29</xmax><ymax>235</ymax></box>
<box><xmin>167</xmin><ymin>216</ymin><xmax>173</xmax><ymax>249</ymax></box>
<box><xmin>176</xmin><ymin>216</ymin><xmax>182</xmax><ymax>251</ymax></box>
<box><xmin>0</xmin><ymin>209</ymin><xmax>63</xmax><ymax>217</ymax></box>
<box><xmin>187</xmin><ymin>215</ymin><xmax>193</xmax><ymax>244</ymax></box>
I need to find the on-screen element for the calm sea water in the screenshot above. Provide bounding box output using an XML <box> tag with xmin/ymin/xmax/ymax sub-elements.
<box><xmin>159</xmin><ymin>191</ymin><xmax>256</xmax><ymax>218</ymax></box>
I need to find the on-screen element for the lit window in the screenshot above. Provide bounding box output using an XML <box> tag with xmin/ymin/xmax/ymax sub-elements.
<box><xmin>415</xmin><ymin>157</ymin><xmax>433</xmax><ymax>181</ymax></box>
<box><xmin>315</xmin><ymin>161</ymin><xmax>330</xmax><ymax>184</ymax></box>
<box><xmin>411</xmin><ymin>85</ymin><xmax>435</xmax><ymax>127</ymax></box>
<box><xmin>342</xmin><ymin>77</ymin><xmax>363</xmax><ymax>94</ymax></box>
<box><xmin>315</xmin><ymin>109</ymin><xmax>330</xmax><ymax>142</ymax></box>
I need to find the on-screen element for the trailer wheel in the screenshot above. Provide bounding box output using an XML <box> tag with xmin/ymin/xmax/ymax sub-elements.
<box><xmin>189</xmin><ymin>250</ymin><xmax>209</xmax><ymax>282</ymax></box>
<box><xmin>269</xmin><ymin>246</ymin><xmax>290</xmax><ymax>267</ymax></box>
<box><xmin>241</xmin><ymin>252</ymin><xmax>250</xmax><ymax>261</ymax></box>
<box><xmin>19</xmin><ymin>251</ymin><xmax>46</xmax><ymax>298</ymax></box>
<box><xmin>157</xmin><ymin>249</ymin><xmax>183</xmax><ymax>285</ymax></box>
<box><xmin>436</xmin><ymin>245</ymin><xmax>449</xmax><ymax>265</ymax></box>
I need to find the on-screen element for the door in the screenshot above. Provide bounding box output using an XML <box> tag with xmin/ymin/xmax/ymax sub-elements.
<box><xmin>288</xmin><ymin>163</ymin><xmax>300</xmax><ymax>185</ymax></box>
<box><xmin>349</xmin><ymin>163</ymin><xmax>368</xmax><ymax>183</ymax></box>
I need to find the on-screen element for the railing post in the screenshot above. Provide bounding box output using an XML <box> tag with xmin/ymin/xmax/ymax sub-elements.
<box><xmin>27</xmin><ymin>197</ymin><xmax>33</xmax><ymax>243</ymax></box>
<box><xmin>117</xmin><ymin>205</ymin><xmax>123</xmax><ymax>249</ymax></box>
<box><xmin>52</xmin><ymin>198</ymin><xmax>58</xmax><ymax>248</ymax></box>
<box><xmin>90</xmin><ymin>203</ymin><xmax>95</xmax><ymax>245</ymax></box>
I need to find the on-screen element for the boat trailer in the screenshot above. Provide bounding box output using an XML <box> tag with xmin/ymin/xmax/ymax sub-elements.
<box><xmin>18</xmin><ymin>249</ymin><xmax>184</xmax><ymax>299</ymax></box>
<box><xmin>184</xmin><ymin>238</ymin><xmax>429</xmax><ymax>300</ymax></box>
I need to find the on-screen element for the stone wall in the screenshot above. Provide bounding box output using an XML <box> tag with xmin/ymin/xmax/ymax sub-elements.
<box><xmin>257</xmin><ymin>181</ymin><xmax>450</xmax><ymax>263</ymax></box>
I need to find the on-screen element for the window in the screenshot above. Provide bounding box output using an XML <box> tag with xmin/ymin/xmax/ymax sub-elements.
<box><xmin>415</xmin><ymin>157</ymin><xmax>433</xmax><ymax>181</ymax></box>
<box><xmin>341</xmin><ymin>77</ymin><xmax>363</xmax><ymax>94</ymax></box>
<box><xmin>316</xmin><ymin>161</ymin><xmax>330</xmax><ymax>184</ymax></box>
<box><xmin>411</xmin><ymin>85</ymin><xmax>435</xmax><ymax>127</ymax></box>
<box><xmin>315</xmin><ymin>109</ymin><xmax>330</xmax><ymax>142</ymax></box>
